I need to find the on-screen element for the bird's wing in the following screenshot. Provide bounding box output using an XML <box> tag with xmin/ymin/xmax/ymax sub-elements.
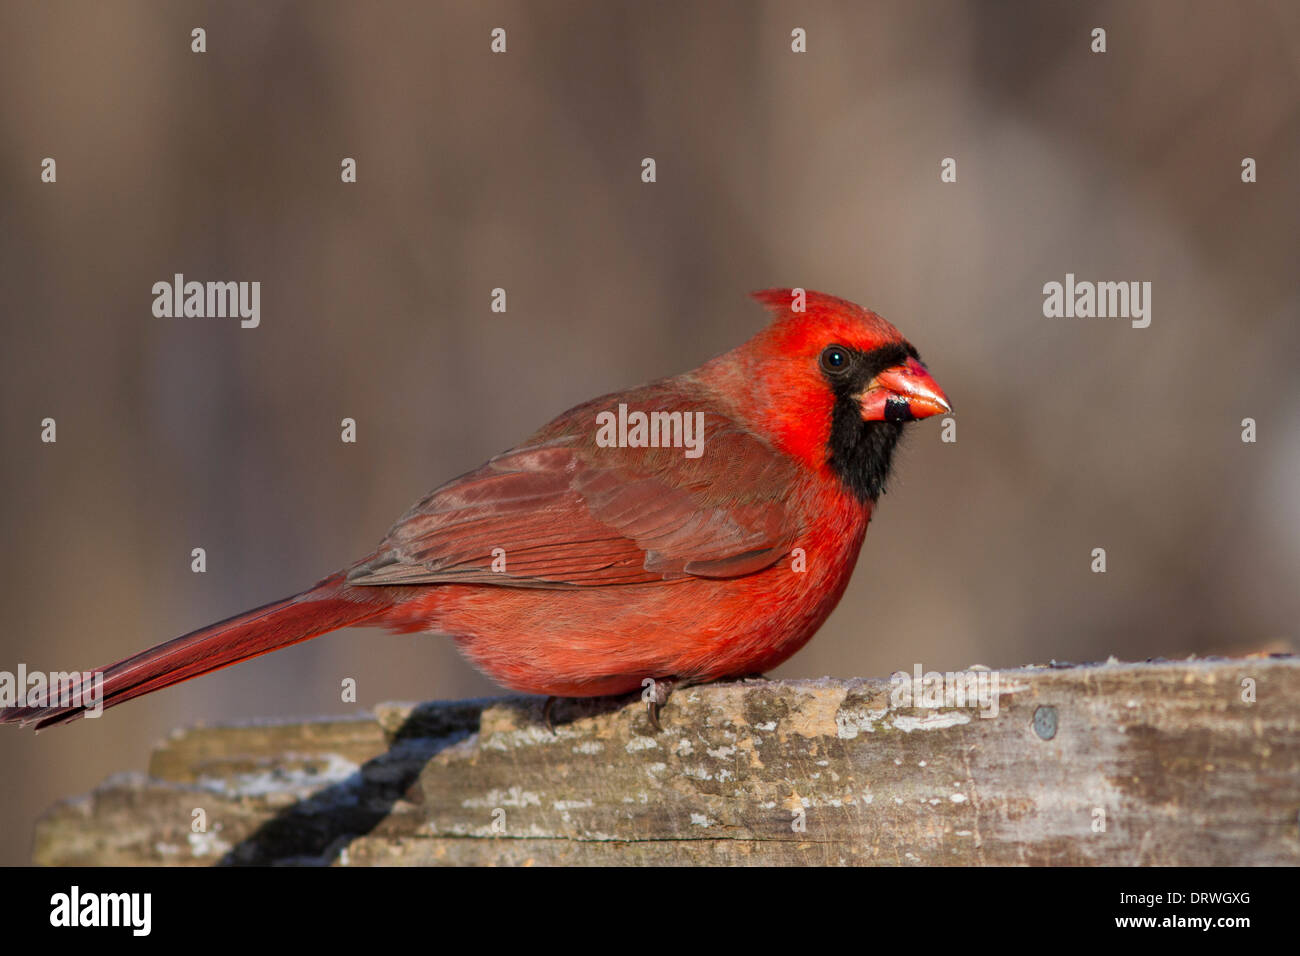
<box><xmin>346</xmin><ymin>394</ymin><xmax>804</xmax><ymax>589</ymax></box>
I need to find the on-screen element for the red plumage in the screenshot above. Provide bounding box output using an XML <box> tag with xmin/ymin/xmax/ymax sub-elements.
<box><xmin>3</xmin><ymin>290</ymin><xmax>950</xmax><ymax>729</ymax></box>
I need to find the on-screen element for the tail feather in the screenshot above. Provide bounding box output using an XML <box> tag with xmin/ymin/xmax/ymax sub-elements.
<box><xmin>0</xmin><ymin>574</ymin><xmax>386</xmax><ymax>730</ymax></box>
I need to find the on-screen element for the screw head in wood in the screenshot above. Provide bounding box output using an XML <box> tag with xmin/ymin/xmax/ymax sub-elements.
<box><xmin>1033</xmin><ymin>705</ymin><xmax>1058</xmax><ymax>740</ymax></box>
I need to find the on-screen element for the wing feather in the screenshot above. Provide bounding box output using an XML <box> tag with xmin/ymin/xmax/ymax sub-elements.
<box><xmin>346</xmin><ymin>384</ymin><xmax>803</xmax><ymax>589</ymax></box>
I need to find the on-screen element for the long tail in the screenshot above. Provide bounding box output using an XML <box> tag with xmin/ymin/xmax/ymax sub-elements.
<box><xmin>0</xmin><ymin>573</ymin><xmax>388</xmax><ymax>730</ymax></box>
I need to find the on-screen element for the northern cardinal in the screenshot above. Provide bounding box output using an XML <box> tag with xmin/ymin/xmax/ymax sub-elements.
<box><xmin>2</xmin><ymin>290</ymin><xmax>950</xmax><ymax>731</ymax></box>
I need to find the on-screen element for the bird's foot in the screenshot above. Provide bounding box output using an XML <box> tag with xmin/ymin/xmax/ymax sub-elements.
<box><xmin>642</xmin><ymin>677</ymin><xmax>681</xmax><ymax>733</ymax></box>
<box><xmin>542</xmin><ymin>696</ymin><xmax>559</xmax><ymax>734</ymax></box>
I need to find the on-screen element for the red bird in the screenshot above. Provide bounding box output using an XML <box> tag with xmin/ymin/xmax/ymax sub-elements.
<box><xmin>2</xmin><ymin>290</ymin><xmax>950</xmax><ymax>731</ymax></box>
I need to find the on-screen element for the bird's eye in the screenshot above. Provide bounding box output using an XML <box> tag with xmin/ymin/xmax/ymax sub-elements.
<box><xmin>820</xmin><ymin>345</ymin><xmax>850</xmax><ymax>373</ymax></box>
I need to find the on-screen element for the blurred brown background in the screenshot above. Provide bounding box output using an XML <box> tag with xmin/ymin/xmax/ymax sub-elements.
<box><xmin>1</xmin><ymin>0</ymin><xmax>1296</xmax><ymax>865</ymax></box>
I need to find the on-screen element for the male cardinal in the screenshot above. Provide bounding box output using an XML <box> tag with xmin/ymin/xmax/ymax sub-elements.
<box><xmin>2</xmin><ymin>290</ymin><xmax>950</xmax><ymax>731</ymax></box>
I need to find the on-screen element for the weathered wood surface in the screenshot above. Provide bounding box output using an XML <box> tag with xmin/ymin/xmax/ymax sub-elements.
<box><xmin>33</xmin><ymin>657</ymin><xmax>1300</xmax><ymax>865</ymax></box>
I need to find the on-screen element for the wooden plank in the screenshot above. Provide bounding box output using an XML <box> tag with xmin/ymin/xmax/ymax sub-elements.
<box><xmin>32</xmin><ymin>658</ymin><xmax>1300</xmax><ymax>865</ymax></box>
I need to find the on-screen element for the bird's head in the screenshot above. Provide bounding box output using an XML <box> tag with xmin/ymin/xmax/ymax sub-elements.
<box><xmin>717</xmin><ymin>289</ymin><xmax>951</xmax><ymax>502</ymax></box>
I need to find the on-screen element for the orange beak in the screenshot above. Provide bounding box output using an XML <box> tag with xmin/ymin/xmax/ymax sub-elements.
<box><xmin>857</xmin><ymin>357</ymin><xmax>952</xmax><ymax>422</ymax></box>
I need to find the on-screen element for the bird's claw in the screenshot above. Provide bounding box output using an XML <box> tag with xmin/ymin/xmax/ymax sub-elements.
<box><xmin>647</xmin><ymin>700</ymin><xmax>663</xmax><ymax>733</ymax></box>
<box><xmin>643</xmin><ymin>678</ymin><xmax>676</xmax><ymax>733</ymax></box>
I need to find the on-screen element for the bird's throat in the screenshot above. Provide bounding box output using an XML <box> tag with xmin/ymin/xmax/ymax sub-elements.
<box><xmin>826</xmin><ymin>403</ymin><xmax>904</xmax><ymax>503</ymax></box>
